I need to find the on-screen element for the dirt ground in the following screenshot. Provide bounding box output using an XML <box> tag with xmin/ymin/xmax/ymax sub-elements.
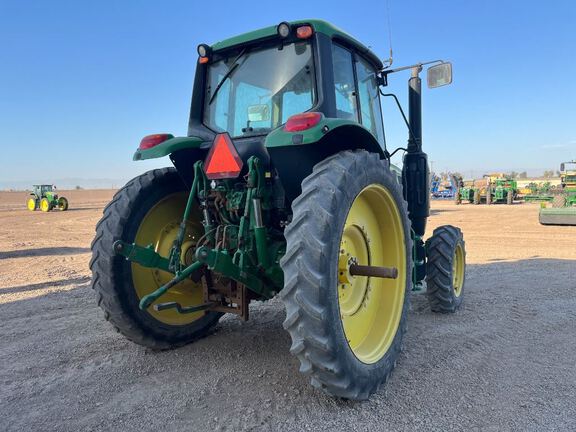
<box><xmin>1</xmin><ymin>190</ymin><xmax>575</xmax><ymax>431</ymax></box>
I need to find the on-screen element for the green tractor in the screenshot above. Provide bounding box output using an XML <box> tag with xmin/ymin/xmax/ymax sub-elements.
<box><xmin>455</xmin><ymin>184</ymin><xmax>481</xmax><ymax>205</ymax></box>
<box><xmin>27</xmin><ymin>184</ymin><xmax>69</xmax><ymax>212</ymax></box>
<box><xmin>540</xmin><ymin>161</ymin><xmax>576</xmax><ymax>225</ymax></box>
<box><xmin>484</xmin><ymin>174</ymin><xmax>517</xmax><ymax>205</ymax></box>
<box><xmin>90</xmin><ymin>20</ymin><xmax>466</xmax><ymax>400</ymax></box>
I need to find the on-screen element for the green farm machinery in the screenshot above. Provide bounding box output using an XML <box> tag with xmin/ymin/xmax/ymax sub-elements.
<box><xmin>522</xmin><ymin>181</ymin><xmax>554</xmax><ymax>203</ymax></box>
<box><xmin>540</xmin><ymin>161</ymin><xmax>576</xmax><ymax>225</ymax></box>
<box><xmin>455</xmin><ymin>183</ymin><xmax>481</xmax><ymax>205</ymax></box>
<box><xmin>455</xmin><ymin>174</ymin><xmax>517</xmax><ymax>205</ymax></box>
<box><xmin>27</xmin><ymin>184</ymin><xmax>68</xmax><ymax>212</ymax></box>
<box><xmin>91</xmin><ymin>20</ymin><xmax>467</xmax><ymax>400</ymax></box>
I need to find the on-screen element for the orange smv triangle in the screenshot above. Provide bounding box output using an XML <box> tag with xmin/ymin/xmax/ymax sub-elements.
<box><xmin>204</xmin><ymin>133</ymin><xmax>244</xmax><ymax>180</ymax></box>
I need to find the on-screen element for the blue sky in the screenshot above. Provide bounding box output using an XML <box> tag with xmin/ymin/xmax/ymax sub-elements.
<box><xmin>1</xmin><ymin>0</ymin><xmax>575</xmax><ymax>185</ymax></box>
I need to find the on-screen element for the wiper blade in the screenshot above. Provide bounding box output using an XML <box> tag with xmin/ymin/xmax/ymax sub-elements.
<box><xmin>208</xmin><ymin>48</ymin><xmax>248</xmax><ymax>105</ymax></box>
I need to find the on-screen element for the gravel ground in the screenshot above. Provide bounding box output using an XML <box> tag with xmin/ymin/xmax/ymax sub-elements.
<box><xmin>1</xmin><ymin>191</ymin><xmax>575</xmax><ymax>431</ymax></box>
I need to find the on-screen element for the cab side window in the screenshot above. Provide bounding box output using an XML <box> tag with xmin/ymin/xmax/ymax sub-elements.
<box><xmin>355</xmin><ymin>57</ymin><xmax>385</xmax><ymax>143</ymax></box>
<box><xmin>332</xmin><ymin>44</ymin><xmax>358</xmax><ymax>121</ymax></box>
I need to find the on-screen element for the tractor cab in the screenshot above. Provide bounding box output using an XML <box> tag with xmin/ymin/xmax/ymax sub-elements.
<box><xmin>560</xmin><ymin>161</ymin><xmax>576</xmax><ymax>190</ymax></box>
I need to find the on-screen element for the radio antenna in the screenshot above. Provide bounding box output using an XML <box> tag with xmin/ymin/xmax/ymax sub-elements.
<box><xmin>383</xmin><ymin>0</ymin><xmax>394</xmax><ymax>69</ymax></box>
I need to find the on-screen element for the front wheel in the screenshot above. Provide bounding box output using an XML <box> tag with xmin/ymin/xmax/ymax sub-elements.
<box><xmin>40</xmin><ymin>198</ymin><xmax>52</xmax><ymax>212</ymax></box>
<box><xmin>281</xmin><ymin>150</ymin><xmax>412</xmax><ymax>400</ymax></box>
<box><xmin>426</xmin><ymin>225</ymin><xmax>466</xmax><ymax>313</ymax></box>
<box><xmin>507</xmin><ymin>190</ymin><xmax>513</xmax><ymax>205</ymax></box>
<box><xmin>90</xmin><ymin>168</ymin><xmax>222</xmax><ymax>349</ymax></box>
<box><xmin>57</xmin><ymin>197</ymin><xmax>69</xmax><ymax>211</ymax></box>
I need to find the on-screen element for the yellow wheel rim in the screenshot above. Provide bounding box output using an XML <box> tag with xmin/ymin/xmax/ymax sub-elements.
<box><xmin>338</xmin><ymin>184</ymin><xmax>406</xmax><ymax>364</ymax></box>
<box><xmin>27</xmin><ymin>198</ymin><xmax>36</xmax><ymax>211</ymax></box>
<box><xmin>452</xmin><ymin>243</ymin><xmax>465</xmax><ymax>297</ymax></box>
<box><xmin>40</xmin><ymin>199</ymin><xmax>50</xmax><ymax>212</ymax></box>
<box><xmin>131</xmin><ymin>192</ymin><xmax>205</xmax><ymax>326</ymax></box>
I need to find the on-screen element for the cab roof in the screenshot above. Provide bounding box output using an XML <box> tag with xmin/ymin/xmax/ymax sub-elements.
<box><xmin>210</xmin><ymin>19</ymin><xmax>383</xmax><ymax>69</ymax></box>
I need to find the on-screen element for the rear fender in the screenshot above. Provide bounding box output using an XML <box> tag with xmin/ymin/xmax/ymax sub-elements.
<box><xmin>133</xmin><ymin>136</ymin><xmax>204</xmax><ymax>161</ymax></box>
<box><xmin>266</xmin><ymin>118</ymin><xmax>386</xmax><ymax>204</ymax></box>
<box><xmin>265</xmin><ymin>117</ymin><xmax>384</xmax><ymax>157</ymax></box>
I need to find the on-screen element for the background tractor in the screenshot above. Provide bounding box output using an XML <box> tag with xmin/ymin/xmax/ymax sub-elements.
<box><xmin>540</xmin><ymin>160</ymin><xmax>576</xmax><ymax>225</ymax></box>
<box><xmin>455</xmin><ymin>180</ymin><xmax>481</xmax><ymax>205</ymax></box>
<box><xmin>27</xmin><ymin>185</ymin><xmax>69</xmax><ymax>212</ymax></box>
<box><xmin>90</xmin><ymin>20</ymin><xmax>466</xmax><ymax>400</ymax></box>
<box><xmin>484</xmin><ymin>173</ymin><xmax>517</xmax><ymax>205</ymax></box>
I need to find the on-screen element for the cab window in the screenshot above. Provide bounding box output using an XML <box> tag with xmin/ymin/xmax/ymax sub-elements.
<box><xmin>331</xmin><ymin>44</ymin><xmax>358</xmax><ymax>121</ymax></box>
<box><xmin>355</xmin><ymin>57</ymin><xmax>385</xmax><ymax>143</ymax></box>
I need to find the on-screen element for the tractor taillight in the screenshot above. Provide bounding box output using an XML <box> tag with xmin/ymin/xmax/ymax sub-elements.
<box><xmin>204</xmin><ymin>133</ymin><xmax>244</xmax><ymax>180</ymax></box>
<box><xmin>296</xmin><ymin>25</ymin><xmax>313</xmax><ymax>39</ymax></box>
<box><xmin>284</xmin><ymin>112</ymin><xmax>322</xmax><ymax>132</ymax></box>
<box><xmin>139</xmin><ymin>134</ymin><xmax>173</xmax><ymax>150</ymax></box>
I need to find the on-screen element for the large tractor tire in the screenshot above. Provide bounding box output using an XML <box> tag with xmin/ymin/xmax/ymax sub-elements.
<box><xmin>40</xmin><ymin>198</ymin><xmax>52</xmax><ymax>212</ymax></box>
<box><xmin>90</xmin><ymin>168</ymin><xmax>222</xmax><ymax>349</ymax></box>
<box><xmin>281</xmin><ymin>150</ymin><xmax>412</xmax><ymax>400</ymax></box>
<box><xmin>425</xmin><ymin>225</ymin><xmax>466</xmax><ymax>313</ymax></box>
<box><xmin>486</xmin><ymin>187</ymin><xmax>492</xmax><ymax>205</ymax></box>
<box><xmin>57</xmin><ymin>197</ymin><xmax>69</xmax><ymax>211</ymax></box>
<box><xmin>27</xmin><ymin>197</ymin><xmax>38</xmax><ymax>211</ymax></box>
<box><xmin>507</xmin><ymin>190</ymin><xmax>513</xmax><ymax>205</ymax></box>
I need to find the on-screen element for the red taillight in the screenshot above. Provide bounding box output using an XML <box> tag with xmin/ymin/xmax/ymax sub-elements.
<box><xmin>284</xmin><ymin>112</ymin><xmax>322</xmax><ymax>132</ymax></box>
<box><xmin>199</xmin><ymin>56</ymin><xmax>209</xmax><ymax>64</ymax></box>
<box><xmin>139</xmin><ymin>134</ymin><xmax>173</xmax><ymax>150</ymax></box>
<box><xmin>204</xmin><ymin>133</ymin><xmax>244</xmax><ymax>180</ymax></box>
<box><xmin>296</xmin><ymin>25</ymin><xmax>313</xmax><ymax>39</ymax></box>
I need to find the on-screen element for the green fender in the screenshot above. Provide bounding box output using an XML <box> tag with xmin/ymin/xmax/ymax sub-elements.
<box><xmin>264</xmin><ymin>116</ymin><xmax>385</xmax><ymax>157</ymax></box>
<box><xmin>133</xmin><ymin>136</ymin><xmax>204</xmax><ymax>161</ymax></box>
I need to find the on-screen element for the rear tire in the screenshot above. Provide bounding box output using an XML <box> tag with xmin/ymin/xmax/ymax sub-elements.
<box><xmin>486</xmin><ymin>187</ymin><xmax>492</xmax><ymax>205</ymax></box>
<box><xmin>426</xmin><ymin>225</ymin><xmax>466</xmax><ymax>313</ymax></box>
<box><xmin>281</xmin><ymin>150</ymin><xmax>412</xmax><ymax>400</ymax></box>
<box><xmin>507</xmin><ymin>190</ymin><xmax>513</xmax><ymax>205</ymax></box>
<box><xmin>90</xmin><ymin>168</ymin><xmax>222</xmax><ymax>349</ymax></box>
<box><xmin>454</xmin><ymin>189</ymin><xmax>461</xmax><ymax>205</ymax></box>
<box><xmin>27</xmin><ymin>197</ymin><xmax>38</xmax><ymax>211</ymax></box>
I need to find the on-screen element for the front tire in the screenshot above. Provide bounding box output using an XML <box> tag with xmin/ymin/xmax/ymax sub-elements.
<box><xmin>426</xmin><ymin>225</ymin><xmax>466</xmax><ymax>313</ymax></box>
<box><xmin>90</xmin><ymin>168</ymin><xmax>221</xmax><ymax>349</ymax></box>
<box><xmin>281</xmin><ymin>150</ymin><xmax>412</xmax><ymax>400</ymax></box>
<box><xmin>58</xmin><ymin>197</ymin><xmax>69</xmax><ymax>211</ymax></box>
<box><xmin>40</xmin><ymin>198</ymin><xmax>52</xmax><ymax>212</ymax></box>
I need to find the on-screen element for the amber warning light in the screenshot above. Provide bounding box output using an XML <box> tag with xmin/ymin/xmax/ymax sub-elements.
<box><xmin>204</xmin><ymin>133</ymin><xmax>244</xmax><ymax>180</ymax></box>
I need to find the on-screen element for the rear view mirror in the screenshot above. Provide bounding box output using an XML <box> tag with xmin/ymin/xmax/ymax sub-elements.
<box><xmin>560</xmin><ymin>163</ymin><xmax>565</xmax><ymax>172</ymax></box>
<box><xmin>248</xmin><ymin>104</ymin><xmax>270</xmax><ymax>122</ymax></box>
<box><xmin>427</xmin><ymin>62</ymin><xmax>452</xmax><ymax>88</ymax></box>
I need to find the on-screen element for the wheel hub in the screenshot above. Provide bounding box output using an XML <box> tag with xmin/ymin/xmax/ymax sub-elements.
<box><xmin>338</xmin><ymin>225</ymin><xmax>370</xmax><ymax>317</ymax></box>
<box><xmin>337</xmin><ymin>184</ymin><xmax>406</xmax><ymax>364</ymax></box>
